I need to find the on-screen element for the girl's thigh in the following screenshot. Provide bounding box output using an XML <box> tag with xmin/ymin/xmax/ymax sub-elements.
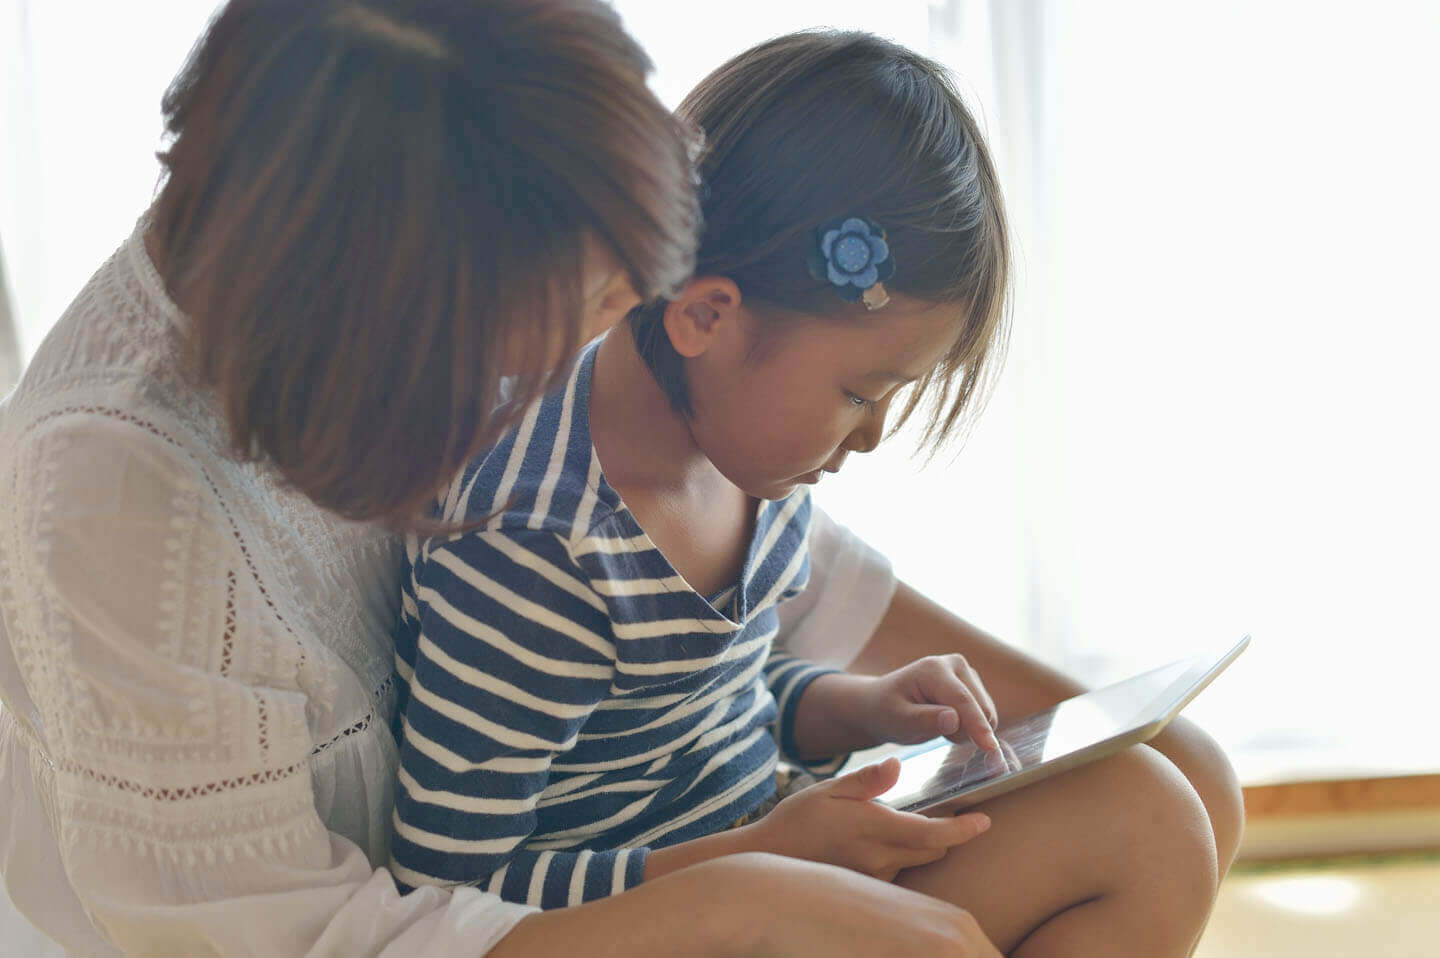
<box><xmin>895</xmin><ymin>744</ymin><xmax>1219</xmax><ymax>957</ymax></box>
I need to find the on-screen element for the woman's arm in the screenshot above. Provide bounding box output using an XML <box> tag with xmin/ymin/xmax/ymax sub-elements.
<box><xmin>850</xmin><ymin>582</ymin><xmax>1083</xmax><ymax>718</ymax></box>
<box><xmin>782</xmin><ymin>507</ymin><xmax>1074</xmax><ymax>711</ymax></box>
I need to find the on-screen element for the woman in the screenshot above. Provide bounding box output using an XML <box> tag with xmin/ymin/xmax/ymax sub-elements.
<box><xmin>0</xmin><ymin>1</ymin><xmax>996</xmax><ymax>954</ymax></box>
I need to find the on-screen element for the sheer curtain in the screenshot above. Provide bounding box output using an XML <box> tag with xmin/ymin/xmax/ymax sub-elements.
<box><xmin>0</xmin><ymin>240</ymin><xmax>17</xmax><ymax>395</ymax></box>
<box><xmin>918</xmin><ymin>0</ymin><xmax>1440</xmax><ymax>783</ymax></box>
<box><xmin>0</xmin><ymin>0</ymin><xmax>220</xmax><ymax>365</ymax></box>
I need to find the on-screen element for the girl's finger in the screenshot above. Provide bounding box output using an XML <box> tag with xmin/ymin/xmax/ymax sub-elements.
<box><xmin>897</xmin><ymin>703</ymin><xmax>961</xmax><ymax>739</ymax></box>
<box><xmin>860</xmin><ymin>842</ymin><xmax>946</xmax><ymax>883</ymax></box>
<box><xmin>935</xmin><ymin>811</ymin><xmax>991</xmax><ymax>848</ymax></box>
<box><xmin>883</xmin><ymin>843</ymin><xmax>951</xmax><ymax>878</ymax></box>
<box><xmin>918</xmin><ymin>669</ymin><xmax>1001</xmax><ymax>752</ymax></box>
<box><xmin>1002</xmin><ymin>738</ymin><xmax>1022</xmax><ymax>769</ymax></box>
<box><xmin>874</xmin><ymin>808</ymin><xmax>992</xmax><ymax>851</ymax></box>
<box><xmin>824</xmin><ymin>756</ymin><xmax>902</xmax><ymax>801</ymax></box>
<box><xmin>952</xmin><ymin>656</ymin><xmax>999</xmax><ymax>730</ymax></box>
<box><xmin>981</xmin><ymin>744</ymin><xmax>1014</xmax><ymax>778</ymax></box>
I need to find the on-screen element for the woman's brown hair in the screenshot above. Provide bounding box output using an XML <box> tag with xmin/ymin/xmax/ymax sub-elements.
<box><xmin>630</xmin><ymin>30</ymin><xmax>1010</xmax><ymax>450</ymax></box>
<box><xmin>152</xmin><ymin>0</ymin><xmax>699</xmax><ymax>525</ymax></box>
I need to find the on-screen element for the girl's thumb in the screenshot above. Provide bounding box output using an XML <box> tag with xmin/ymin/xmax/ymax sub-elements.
<box><xmin>916</xmin><ymin>705</ymin><xmax>961</xmax><ymax>737</ymax></box>
<box><xmin>826</xmin><ymin>756</ymin><xmax>901</xmax><ymax>800</ymax></box>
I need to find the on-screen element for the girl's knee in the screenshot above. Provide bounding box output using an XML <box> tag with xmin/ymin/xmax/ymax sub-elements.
<box><xmin>905</xmin><ymin>747</ymin><xmax>1218</xmax><ymax>951</ymax></box>
<box><xmin>1100</xmin><ymin>746</ymin><xmax>1220</xmax><ymax>907</ymax></box>
<box><xmin>1149</xmin><ymin>720</ymin><xmax>1246</xmax><ymax>874</ymax></box>
<box><xmin>984</xmin><ymin>747</ymin><xmax>1218</xmax><ymax>950</ymax></box>
<box><xmin>1088</xmin><ymin>749</ymin><xmax>1220</xmax><ymax>952</ymax></box>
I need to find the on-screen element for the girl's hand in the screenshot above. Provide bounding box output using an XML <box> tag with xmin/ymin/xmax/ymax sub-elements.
<box><xmin>735</xmin><ymin>757</ymin><xmax>992</xmax><ymax>881</ymax></box>
<box><xmin>859</xmin><ymin>653</ymin><xmax>1002</xmax><ymax>752</ymax></box>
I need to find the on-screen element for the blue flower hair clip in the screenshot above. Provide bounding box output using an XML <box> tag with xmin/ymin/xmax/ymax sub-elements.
<box><xmin>807</xmin><ymin>216</ymin><xmax>895</xmax><ymax>310</ymax></box>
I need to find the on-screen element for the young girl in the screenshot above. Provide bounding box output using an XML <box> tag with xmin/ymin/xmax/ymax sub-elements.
<box><xmin>391</xmin><ymin>31</ymin><xmax>1220</xmax><ymax>954</ymax></box>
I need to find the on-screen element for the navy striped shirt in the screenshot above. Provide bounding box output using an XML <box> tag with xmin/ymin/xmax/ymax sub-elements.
<box><xmin>387</xmin><ymin>339</ymin><xmax>839</xmax><ymax>908</ymax></box>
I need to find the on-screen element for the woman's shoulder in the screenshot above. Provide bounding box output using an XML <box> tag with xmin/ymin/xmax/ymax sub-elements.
<box><xmin>5</xmin><ymin>222</ymin><xmax>199</xmax><ymax>417</ymax></box>
<box><xmin>1</xmin><ymin>226</ymin><xmax>231</xmax><ymax>485</ymax></box>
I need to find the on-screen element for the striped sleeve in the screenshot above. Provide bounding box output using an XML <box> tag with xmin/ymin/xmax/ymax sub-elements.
<box><xmin>388</xmin><ymin>529</ymin><xmax>647</xmax><ymax>909</ymax></box>
<box><xmin>762</xmin><ymin>651</ymin><xmax>847</xmax><ymax>775</ymax></box>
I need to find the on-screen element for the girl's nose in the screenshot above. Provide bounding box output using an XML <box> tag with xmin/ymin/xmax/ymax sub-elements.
<box><xmin>845</xmin><ymin>415</ymin><xmax>886</xmax><ymax>455</ymax></box>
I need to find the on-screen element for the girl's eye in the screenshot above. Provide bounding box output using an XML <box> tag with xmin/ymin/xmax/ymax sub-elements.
<box><xmin>845</xmin><ymin>391</ymin><xmax>879</xmax><ymax>411</ymax></box>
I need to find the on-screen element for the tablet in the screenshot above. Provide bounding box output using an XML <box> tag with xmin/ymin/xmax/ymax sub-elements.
<box><xmin>850</xmin><ymin>636</ymin><xmax>1249</xmax><ymax>816</ymax></box>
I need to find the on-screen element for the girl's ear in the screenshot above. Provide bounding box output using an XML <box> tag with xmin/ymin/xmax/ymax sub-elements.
<box><xmin>661</xmin><ymin>277</ymin><xmax>742</xmax><ymax>358</ymax></box>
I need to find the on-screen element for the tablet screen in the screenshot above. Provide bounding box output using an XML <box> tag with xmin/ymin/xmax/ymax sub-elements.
<box><xmin>875</xmin><ymin>653</ymin><xmax>1216</xmax><ymax>812</ymax></box>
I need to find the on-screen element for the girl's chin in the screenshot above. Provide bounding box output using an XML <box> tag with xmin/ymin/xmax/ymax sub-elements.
<box><xmin>724</xmin><ymin>467</ymin><xmax>818</xmax><ymax>501</ymax></box>
<box><xmin>745</xmin><ymin>475</ymin><xmax>814</xmax><ymax>501</ymax></box>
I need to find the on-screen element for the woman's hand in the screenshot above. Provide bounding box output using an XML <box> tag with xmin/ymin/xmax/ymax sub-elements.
<box><xmin>734</xmin><ymin>758</ymin><xmax>991</xmax><ymax>881</ymax></box>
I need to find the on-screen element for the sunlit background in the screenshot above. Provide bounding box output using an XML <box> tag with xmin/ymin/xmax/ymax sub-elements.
<box><xmin>3</xmin><ymin>0</ymin><xmax>1438</xmax><ymax>793</ymax></box>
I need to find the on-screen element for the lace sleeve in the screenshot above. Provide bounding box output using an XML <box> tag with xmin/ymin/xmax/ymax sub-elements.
<box><xmin>0</xmin><ymin>409</ymin><xmax>534</xmax><ymax>956</ymax></box>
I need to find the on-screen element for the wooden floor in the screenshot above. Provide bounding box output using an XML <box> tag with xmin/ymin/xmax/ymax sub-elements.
<box><xmin>1196</xmin><ymin>776</ymin><xmax>1440</xmax><ymax>956</ymax></box>
<box><xmin>1196</xmin><ymin>853</ymin><xmax>1440</xmax><ymax>957</ymax></box>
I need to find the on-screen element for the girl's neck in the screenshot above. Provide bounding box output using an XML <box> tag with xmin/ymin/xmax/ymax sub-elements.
<box><xmin>590</xmin><ymin>325</ymin><xmax>714</xmax><ymax>492</ymax></box>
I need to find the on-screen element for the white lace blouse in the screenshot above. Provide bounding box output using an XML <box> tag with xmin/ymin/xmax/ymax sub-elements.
<box><xmin>0</xmin><ymin>222</ymin><xmax>896</xmax><ymax>956</ymax></box>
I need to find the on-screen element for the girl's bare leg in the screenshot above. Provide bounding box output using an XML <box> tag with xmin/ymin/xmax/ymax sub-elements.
<box><xmin>895</xmin><ymin>744</ymin><xmax>1219</xmax><ymax>956</ymax></box>
<box><xmin>1147</xmin><ymin>717</ymin><xmax>1245</xmax><ymax>879</ymax></box>
<box><xmin>850</xmin><ymin>583</ymin><xmax>1245</xmax><ymax>881</ymax></box>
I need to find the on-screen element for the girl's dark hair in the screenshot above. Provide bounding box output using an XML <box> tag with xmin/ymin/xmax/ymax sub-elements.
<box><xmin>629</xmin><ymin>30</ymin><xmax>1010</xmax><ymax>449</ymax></box>
<box><xmin>152</xmin><ymin>0</ymin><xmax>699</xmax><ymax>525</ymax></box>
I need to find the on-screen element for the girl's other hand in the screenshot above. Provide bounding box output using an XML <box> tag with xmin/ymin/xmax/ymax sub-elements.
<box><xmin>862</xmin><ymin>653</ymin><xmax>1002</xmax><ymax>752</ymax></box>
<box><xmin>736</xmin><ymin>758</ymin><xmax>991</xmax><ymax>881</ymax></box>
